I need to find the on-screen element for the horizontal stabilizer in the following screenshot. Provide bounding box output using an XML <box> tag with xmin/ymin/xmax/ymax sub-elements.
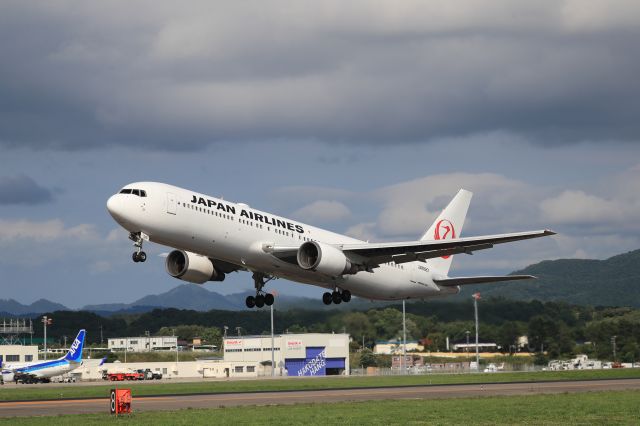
<box><xmin>434</xmin><ymin>275</ymin><xmax>535</xmax><ymax>287</ymax></box>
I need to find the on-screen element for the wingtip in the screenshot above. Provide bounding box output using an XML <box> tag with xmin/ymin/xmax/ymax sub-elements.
<box><xmin>544</xmin><ymin>229</ymin><xmax>557</xmax><ymax>236</ymax></box>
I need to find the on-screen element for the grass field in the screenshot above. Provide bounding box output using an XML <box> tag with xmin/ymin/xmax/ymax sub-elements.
<box><xmin>1</xmin><ymin>390</ymin><xmax>639</xmax><ymax>425</ymax></box>
<box><xmin>1</xmin><ymin>368</ymin><xmax>639</xmax><ymax>402</ymax></box>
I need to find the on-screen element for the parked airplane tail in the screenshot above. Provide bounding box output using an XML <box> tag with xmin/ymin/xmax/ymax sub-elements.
<box><xmin>64</xmin><ymin>329</ymin><xmax>86</xmax><ymax>363</ymax></box>
<box><xmin>420</xmin><ymin>189</ymin><xmax>472</xmax><ymax>275</ymax></box>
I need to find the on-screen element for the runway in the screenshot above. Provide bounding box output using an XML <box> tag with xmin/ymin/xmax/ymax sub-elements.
<box><xmin>1</xmin><ymin>378</ymin><xmax>639</xmax><ymax>418</ymax></box>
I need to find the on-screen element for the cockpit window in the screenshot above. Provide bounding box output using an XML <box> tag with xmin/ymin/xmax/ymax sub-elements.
<box><xmin>119</xmin><ymin>188</ymin><xmax>146</xmax><ymax>197</ymax></box>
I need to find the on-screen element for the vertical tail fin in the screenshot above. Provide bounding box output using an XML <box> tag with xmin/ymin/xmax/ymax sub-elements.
<box><xmin>64</xmin><ymin>329</ymin><xmax>86</xmax><ymax>363</ymax></box>
<box><xmin>420</xmin><ymin>189</ymin><xmax>473</xmax><ymax>275</ymax></box>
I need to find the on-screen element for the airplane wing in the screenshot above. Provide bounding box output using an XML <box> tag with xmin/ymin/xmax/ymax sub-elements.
<box><xmin>339</xmin><ymin>230</ymin><xmax>555</xmax><ymax>268</ymax></box>
<box><xmin>261</xmin><ymin>229</ymin><xmax>554</xmax><ymax>271</ymax></box>
<box><xmin>433</xmin><ymin>275</ymin><xmax>535</xmax><ymax>287</ymax></box>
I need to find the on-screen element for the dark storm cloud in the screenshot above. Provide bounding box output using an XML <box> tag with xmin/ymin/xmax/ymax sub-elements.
<box><xmin>0</xmin><ymin>175</ymin><xmax>54</xmax><ymax>205</ymax></box>
<box><xmin>1</xmin><ymin>1</ymin><xmax>639</xmax><ymax>151</ymax></box>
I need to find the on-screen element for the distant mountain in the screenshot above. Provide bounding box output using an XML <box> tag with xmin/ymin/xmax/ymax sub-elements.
<box><xmin>0</xmin><ymin>298</ymin><xmax>69</xmax><ymax>315</ymax></box>
<box><xmin>83</xmin><ymin>284</ymin><xmax>243</xmax><ymax>313</ymax></box>
<box><xmin>5</xmin><ymin>249</ymin><xmax>640</xmax><ymax>316</ymax></box>
<box><xmin>84</xmin><ymin>285</ymin><xmax>391</xmax><ymax>314</ymax></box>
<box><xmin>460</xmin><ymin>249</ymin><xmax>640</xmax><ymax>307</ymax></box>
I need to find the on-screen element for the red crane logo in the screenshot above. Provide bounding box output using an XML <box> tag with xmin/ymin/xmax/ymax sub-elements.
<box><xmin>434</xmin><ymin>219</ymin><xmax>456</xmax><ymax>259</ymax></box>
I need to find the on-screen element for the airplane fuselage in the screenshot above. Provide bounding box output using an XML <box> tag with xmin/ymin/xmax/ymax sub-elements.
<box><xmin>107</xmin><ymin>182</ymin><xmax>458</xmax><ymax>300</ymax></box>
<box><xmin>3</xmin><ymin>359</ymin><xmax>78</xmax><ymax>380</ymax></box>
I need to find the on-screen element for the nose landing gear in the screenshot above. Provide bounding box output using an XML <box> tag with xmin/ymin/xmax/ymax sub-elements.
<box><xmin>322</xmin><ymin>289</ymin><xmax>351</xmax><ymax>305</ymax></box>
<box><xmin>129</xmin><ymin>232</ymin><xmax>148</xmax><ymax>263</ymax></box>
<box><xmin>245</xmin><ymin>272</ymin><xmax>276</xmax><ymax>309</ymax></box>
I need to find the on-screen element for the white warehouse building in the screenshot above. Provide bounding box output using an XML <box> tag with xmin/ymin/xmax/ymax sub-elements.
<box><xmin>0</xmin><ymin>345</ymin><xmax>38</xmax><ymax>364</ymax></box>
<box><xmin>224</xmin><ymin>333</ymin><xmax>350</xmax><ymax>376</ymax></box>
<box><xmin>108</xmin><ymin>336</ymin><xmax>177</xmax><ymax>352</ymax></box>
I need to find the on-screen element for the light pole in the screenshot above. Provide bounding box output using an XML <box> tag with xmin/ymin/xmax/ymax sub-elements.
<box><xmin>402</xmin><ymin>300</ymin><xmax>407</xmax><ymax>374</ymax></box>
<box><xmin>41</xmin><ymin>316</ymin><xmax>52</xmax><ymax>360</ymax></box>
<box><xmin>473</xmin><ymin>293</ymin><xmax>481</xmax><ymax>371</ymax></box>
<box><xmin>173</xmin><ymin>328</ymin><xmax>178</xmax><ymax>364</ymax></box>
<box><xmin>466</xmin><ymin>330</ymin><xmax>470</xmax><ymax>372</ymax></box>
<box><xmin>269</xmin><ymin>291</ymin><xmax>278</xmax><ymax>377</ymax></box>
<box><xmin>145</xmin><ymin>330</ymin><xmax>150</xmax><ymax>352</ymax></box>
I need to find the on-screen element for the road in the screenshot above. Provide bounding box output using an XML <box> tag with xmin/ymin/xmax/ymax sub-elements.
<box><xmin>1</xmin><ymin>378</ymin><xmax>639</xmax><ymax>417</ymax></box>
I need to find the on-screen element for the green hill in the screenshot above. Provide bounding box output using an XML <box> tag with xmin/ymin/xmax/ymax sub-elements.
<box><xmin>460</xmin><ymin>249</ymin><xmax>640</xmax><ymax>307</ymax></box>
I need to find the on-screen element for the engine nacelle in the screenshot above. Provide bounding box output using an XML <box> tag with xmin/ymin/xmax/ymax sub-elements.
<box><xmin>1</xmin><ymin>371</ymin><xmax>14</xmax><ymax>382</ymax></box>
<box><xmin>297</xmin><ymin>241</ymin><xmax>357</xmax><ymax>277</ymax></box>
<box><xmin>165</xmin><ymin>250</ymin><xmax>225</xmax><ymax>284</ymax></box>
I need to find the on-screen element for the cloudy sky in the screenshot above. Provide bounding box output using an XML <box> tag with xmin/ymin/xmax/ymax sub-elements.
<box><xmin>1</xmin><ymin>1</ymin><xmax>639</xmax><ymax>308</ymax></box>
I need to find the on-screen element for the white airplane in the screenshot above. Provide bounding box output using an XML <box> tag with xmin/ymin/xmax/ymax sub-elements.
<box><xmin>1</xmin><ymin>329</ymin><xmax>86</xmax><ymax>383</ymax></box>
<box><xmin>106</xmin><ymin>183</ymin><xmax>554</xmax><ymax>308</ymax></box>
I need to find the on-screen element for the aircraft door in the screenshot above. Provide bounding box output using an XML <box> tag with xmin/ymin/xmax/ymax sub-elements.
<box><xmin>167</xmin><ymin>193</ymin><xmax>177</xmax><ymax>215</ymax></box>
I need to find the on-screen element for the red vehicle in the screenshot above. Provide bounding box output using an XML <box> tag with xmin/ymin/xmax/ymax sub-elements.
<box><xmin>105</xmin><ymin>371</ymin><xmax>144</xmax><ymax>381</ymax></box>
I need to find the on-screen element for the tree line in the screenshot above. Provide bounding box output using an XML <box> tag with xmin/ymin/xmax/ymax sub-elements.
<box><xmin>30</xmin><ymin>297</ymin><xmax>640</xmax><ymax>362</ymax></box>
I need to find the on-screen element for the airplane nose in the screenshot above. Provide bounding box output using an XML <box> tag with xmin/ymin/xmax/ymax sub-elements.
<box><xmin>107</xmin><ymin>195</ymin><xmax>125</xmax><ymax>221</ymax></box>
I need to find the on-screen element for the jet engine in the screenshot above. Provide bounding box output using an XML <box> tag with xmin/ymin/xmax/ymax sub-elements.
<box><xmin>1</xmin><ymin>371</ymin><xmax>14</xmax><ymax>382</ymax></box>
<box><xmin>297</xmin><ymin>241</ymin><xmax>358</xmax><ymax>277</ymax></box>
<box><xmin>165</xmin><ymin>250</ymin><xmax>225</xmax><ymax>284</ymax></box>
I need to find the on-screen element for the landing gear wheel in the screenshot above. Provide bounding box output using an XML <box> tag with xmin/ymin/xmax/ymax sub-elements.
<box><xmin>255</xmin><ymin>294</ymin><xmax>265</xmax><ymax>308</ymax></box>
<box><xmin>265</xmin><ymin>293</ymin><xmax>274</xmax><ymax>306</ymax></box>
<box><xmin>322</xmin><ymin>292</ymin><xmax>332</xmax><ymax>305</ymax></box>
<box><xmin>245</xmin><ymin>296</ymin><xmax>256</xmax><ymax>308</ymax></box>
<box><xmin>332</xmin><ymin>291</ymin><xmax>342</xmax><ymax>304</ymax></box>
<box><xmin>132</xmin><ymin>251</ymin><xmax>147</xmax><ymax>263</ymax></box>
<box><xmin>341</xmin><ymin>290</ymin><xmax>351</xmax><ymax>303</ymax></box>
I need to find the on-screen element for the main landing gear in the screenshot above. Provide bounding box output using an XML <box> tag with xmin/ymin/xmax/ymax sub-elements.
<box><xmin>245</xmin><ymin>272</ymin><xmax>275</xmax><ymax>309</ymax></box>
<box><xmin>129</xmin><ymin>232</ymin><xmax>147</xmax><ymax>263</ymax></box>
<box><xmin>323</xmin><ymin>289</ymin><xmax>351</xmax><ymax>305</ymax></box>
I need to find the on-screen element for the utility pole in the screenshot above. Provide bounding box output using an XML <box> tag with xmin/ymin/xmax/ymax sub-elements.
<box><xmin>235</xmin><ymin>327</ymin><xmax>241</xmax><ymax>336</ymax></box>
<box><xmin>473</xmin><ymin>293</ymin><xmax>481</xmax><ymax>371</ymax></box>
<box><xmin>402</xmin><ymin>300</ymin><xmax>407</xmax><ymax>374</ymax></box>
<box><xmin>611</xmin><ymin>336</ymin><xmax>617</xmax><ymax>362</ymax></box>
<box><xmin>41</xmin><ymin>316</ymin><xmax>52</xmax><ymax>360</ymax></box>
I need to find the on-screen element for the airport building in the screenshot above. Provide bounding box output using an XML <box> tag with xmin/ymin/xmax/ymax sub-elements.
<box><xmin>374</xmin><ymin>340</ymin><xmax>423</xmax><ymax>354</ymax></box>
<box><xmin>108</xmin><ymin>336</ymin><xmax>178</xmax><ymax>352</ymax></box>
<box><xmin>223</xmin><ymin>333</ymin><xmax>350</xmax><ymax>376</ymax></box>
<box><xmin>76</xmin><ymin>358</ymin><xmax>265</xmax><ymax>381</ymax></box>
<box><xmin>0</xmin><ymin>345</ymin><xmax>38</xmax><ymax>364</ymax></box>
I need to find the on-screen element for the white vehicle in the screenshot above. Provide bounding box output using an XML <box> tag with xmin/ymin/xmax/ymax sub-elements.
<box><xmin>1</xmin><ymin>329</ymin><xmax>85</xmax><ymax>383</ymax></box>
<box><xmin>106</xmin><ymin>183</ymin><xmax>554</xmax><ymax>308</ymax></box>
